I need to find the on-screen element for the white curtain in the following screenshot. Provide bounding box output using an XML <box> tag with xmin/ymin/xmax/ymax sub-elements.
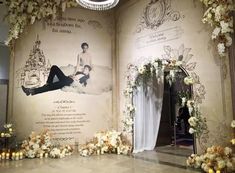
<box><xmin>133</xmin><ymin>76</ymin><xmax>164</xmax><ymax>153</ymax></box>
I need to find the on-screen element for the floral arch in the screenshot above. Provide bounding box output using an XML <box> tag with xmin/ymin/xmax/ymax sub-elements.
<box><xmin>122</xmin><ymin>44</ymin><xmax>209</xmax><ymax>150</ymax></box>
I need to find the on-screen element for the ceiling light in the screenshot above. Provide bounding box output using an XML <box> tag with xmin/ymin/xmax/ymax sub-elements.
<box><xmin>76</xmin><ymin>0</ymin><xmax>119</xmax><ymax>11</ymax></box>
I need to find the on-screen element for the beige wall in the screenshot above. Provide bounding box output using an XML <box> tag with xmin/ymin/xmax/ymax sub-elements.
<box><xmin>9</xmin><ymin>7</ymin><xmax>116</xmax><ymax>144</ymax></box>
<box><xmin>116</xmin><ymin>0</ymin><xmax>233</xmax><ymax>151</ymax></box>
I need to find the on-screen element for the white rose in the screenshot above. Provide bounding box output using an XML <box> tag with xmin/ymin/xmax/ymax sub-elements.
<box><xmin>231</xmin><ymin>120</ymin><xmax>235</xmax><ymax>128</ymax></box>
<box><xmin>188</xmin><ymin>117</ymin><xmax>198</xmax><ymax>127</ymax></box>
<box><xmin>217</xmin><ymin>160</ymin><xmax>226</xmax><ymax>169</ymax></box>
<box><xmin>189</xmin><ymin>128</ymin><xmax>196</xmax><ymax>134</ymax></box>
<box><xmin>224</xmin><ymin>147</ymin><xmax>232</xmax><ymax>156</ymax></box>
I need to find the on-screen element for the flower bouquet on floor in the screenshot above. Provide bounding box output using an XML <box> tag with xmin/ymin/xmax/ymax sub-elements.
<box><xmin>79</xmin><ymin>130</ymin><xmax>132</xmax><ymax>157</ymax></box>
<box><xmin>187</xmin><ymin>146</ymin><xmax>235</xmax><ymax>173</ymax></box>
<box><xmin>187</xmin><ymin>120</ymin><xmax>235</xmax><ymax>173</ymax></box>
<box><xmin>21</xmin><ymin>130</ymin><xmax>73</xmax><ymax>159</ymax></box>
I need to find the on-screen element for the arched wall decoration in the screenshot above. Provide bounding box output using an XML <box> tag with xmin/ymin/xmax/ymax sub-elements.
<box><xmin>122</xmin><ymin>44</ymin><xmax>209</xmax><ymax>150</ymax></box>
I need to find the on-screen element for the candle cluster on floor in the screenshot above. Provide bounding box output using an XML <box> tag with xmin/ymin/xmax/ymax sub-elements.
<box><xmin>0</xmin><ymin>151</ymin><xmax>24</xmax><ymax>161</ymax></box>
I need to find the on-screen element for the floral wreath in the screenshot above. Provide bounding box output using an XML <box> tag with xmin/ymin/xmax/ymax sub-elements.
<box><xmin>122</xmin><ymin>44</ymin><xmax>209</xmax><ymax>150</ymax></box>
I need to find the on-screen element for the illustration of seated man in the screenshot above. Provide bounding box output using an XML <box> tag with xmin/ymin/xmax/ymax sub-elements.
<box><xmin>21</xmin><ymin>64</ymin><xmax>92</xmax><ymax>96</ymax></box>
<box><xmin>73</xmin><ymin>65</ymin><xmax>91</xmax><ymax>87</ymax></box>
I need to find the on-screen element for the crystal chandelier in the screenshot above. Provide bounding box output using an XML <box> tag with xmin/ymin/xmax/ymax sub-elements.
<box><xmin>76</xmin><ymin>0</ymin><xmax>120</xmax><ymax>11</ymax></box>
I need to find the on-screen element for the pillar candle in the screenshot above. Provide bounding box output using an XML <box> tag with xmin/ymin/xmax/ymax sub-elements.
<box><xmin>216</xmin><ymin>170</ymin><xmax>220</xmax><ymax>173</ymax></box>
<box><xmin>117</xmin><ymin>147</ymin><xmax>120</xmax><ymax>155</ymax></box>
<box><xmin>11</xmin><ymin>152</ymin><xmax>16</xmax><ymax>160</ymax></box>
<box><xmin>1</xmin><ymin>152</ymin><xmax>5</xmax><ymax>160</ymax></box>
<box><xmin>19</xmin><ymin>152</ymin><xmax>23</xmax><ymax>160</ymax></box>
<box><xmin>101</xmin><ymin>148</ymin><xmax>104</xmax><ymax>155</ymax></box>
<box><xmin>209</xmin><ymin>169</ymin><xmax>214</xmax><ymax>173</ymax></box>
<box><xmin>15</xmin><ymin>153</ymin><xmax>19</xmax><ymax>160</ymax></box>
<box><xmin>97</xmin><ymin>149</ymin><xmax>100</xmax><ymax>155</ymax></box>
<box><xmin>40</xmin><ymin>153</ymin><xmax>43</xmax><ymax>159</ymax></box>
<box><xmin>6</xmin><ymin>153</ymin><xmax>10</xmax><ymax>160</ymax></box>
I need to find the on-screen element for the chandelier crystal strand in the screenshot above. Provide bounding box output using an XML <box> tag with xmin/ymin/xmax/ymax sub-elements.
<box><xmin>76</xmin><ymin>0</ymin><xmax>119</xmax><ymax>11</ymax></box>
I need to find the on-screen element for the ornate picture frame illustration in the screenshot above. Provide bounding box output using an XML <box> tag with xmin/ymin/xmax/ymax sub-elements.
<box><xmin>136</xmin><ymin>0</ymin><xmax>182</xmax><ymax>33</ymax></box>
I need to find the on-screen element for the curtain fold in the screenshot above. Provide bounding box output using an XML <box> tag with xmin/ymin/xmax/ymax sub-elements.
<box><xmin>133</xmin><ymin>76</ymin><xmax>164</xmax><ymax>153</ymax></box>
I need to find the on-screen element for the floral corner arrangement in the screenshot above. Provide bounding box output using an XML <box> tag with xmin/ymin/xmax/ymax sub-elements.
<box><xmin>21</xmin><ymin>130</ymin><xmax>73</xmax><ymax>159</ymax></box>
<box><xmin>187</xmin><ymin>120</ymin><xmax>235</xmax><ymax>173</ymax></box>
<box><xmin>4</xmin><ymin>0</ymin><xmax>78</xmax><ymax>45</ymax></box>
<box><xmin>200</xmin><ymin>0</ymin><xmax>234</xmax><ymax>57</ymax></box>
<box><xmin>0</xmin><ymin>123</ymin><xmax>14</xmax><ymax>138</ymax></box>
<box><xmin>79</xmin><ymin>130</ymin><xmax>132</xmax><ymax>157</ymax></box>
<box><xmin>187</xmin><ymin>146</ymin><xmax>235</xmax><ymax>173</ymax></box>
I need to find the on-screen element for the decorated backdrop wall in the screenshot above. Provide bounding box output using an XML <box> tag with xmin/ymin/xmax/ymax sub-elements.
<box><xmin>9</xmin><ymin>7</ymin><xmax>115</xmax><ymax>145</ymax></box>
<box><xmin>116</xmin><ymin>0</ymin><xmax>233</xmax><ymax>151</ymax></box>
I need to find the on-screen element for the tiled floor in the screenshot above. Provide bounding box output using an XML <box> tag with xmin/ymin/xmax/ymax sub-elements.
<box><xmin>0</xmin><ymin>150</ymin><xmax>199</xmax><ymax>173</ymax></box>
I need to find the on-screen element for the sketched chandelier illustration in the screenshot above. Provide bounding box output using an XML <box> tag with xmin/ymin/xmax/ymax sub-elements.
<box><xmin>76</xmin><ymin>0</ymin><xmax>119</xmax><ymax>10</ymax></box>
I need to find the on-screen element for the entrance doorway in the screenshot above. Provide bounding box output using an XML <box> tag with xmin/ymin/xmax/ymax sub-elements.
<box><xmin>155</xmin><ymin>70</ymin><xmax>194</xmax><ymax>156</ymax></box>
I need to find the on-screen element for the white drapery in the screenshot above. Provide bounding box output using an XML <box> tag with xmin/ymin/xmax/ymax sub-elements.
<box><xmin>133</xmin><ymin>77</ymin><xmax>164</xmax><ymax>153</ymax></box>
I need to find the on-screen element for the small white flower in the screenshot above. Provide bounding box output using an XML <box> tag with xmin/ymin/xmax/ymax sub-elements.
<box><xmin>220</xmin><ymin>21</ymin><xmax>232</xmax><ymax>34</ymax></box>
<box><xmin>224</xmin><ymin>147</ymin><xmax>232</xmax><ymax>156</ymax></box>
<box><xmin>212</xmin><ymin>27</ymin><xmax>221</xmax><ymax>40</ymax></box>
<box><xmin>138</xmin><ymin>66</ymin><xmax>146</xmax><ymax>74</ymax></box>
<box><xmin>217</xmin><ymin>43</ymin><xmax>226</xmax><ymax>56</ymax></box>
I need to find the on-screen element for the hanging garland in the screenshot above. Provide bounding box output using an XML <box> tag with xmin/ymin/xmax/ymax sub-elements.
<box><xmin>199</xmin><ymin>0</ymin><xmax>234</xmax><ymax>57</ymax></box>
<box><xmin>4</xmin><ymin>0</ymin><xmax>78</xmax><ymax>45</ymax></box>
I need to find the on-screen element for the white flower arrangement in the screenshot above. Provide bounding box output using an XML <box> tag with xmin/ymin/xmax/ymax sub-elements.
<box><xmin>21</xmin><ymin>130</ymin><xmax>73</xmax><ymax>159</ymax></box>
<box><xmin>187</xmin><ymin>146</ymin><xmax>235</xmax><ymax>172</ymax></box>
<box><xmin>4</xmin><ymin>0</ymin><xmax>78</xmax><ymax>45</ymax></box>
<box><xmin>49</xmin><ymin>145</ymin><xmax>72</xmax><ymax>159</ymax></box>
<box><xmin>79</xmin><ymin>130</ymin><xmax>132</xmax><ymax>157</ymax></box>
<box><xmin>199</xmin><ymin>0</ymin><xmax>234</xmax><ymax>57</ymax></box>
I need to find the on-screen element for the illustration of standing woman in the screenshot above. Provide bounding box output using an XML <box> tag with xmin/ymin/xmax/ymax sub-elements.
<box><xmin>21</xmin><ymin>42</ymin><xmax>93</xmax><ymax>96</ymax></box>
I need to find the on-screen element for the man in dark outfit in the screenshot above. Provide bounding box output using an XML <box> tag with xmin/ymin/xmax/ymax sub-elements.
<box><xmin>22</xmin><ymin>65</ymin><xmax>91</xmax><ymax>96</ymax></box>
<box><xmin>176</xmin><ymin>104</ymin><xmax>190</xmax><ymax>134</ymax></box>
